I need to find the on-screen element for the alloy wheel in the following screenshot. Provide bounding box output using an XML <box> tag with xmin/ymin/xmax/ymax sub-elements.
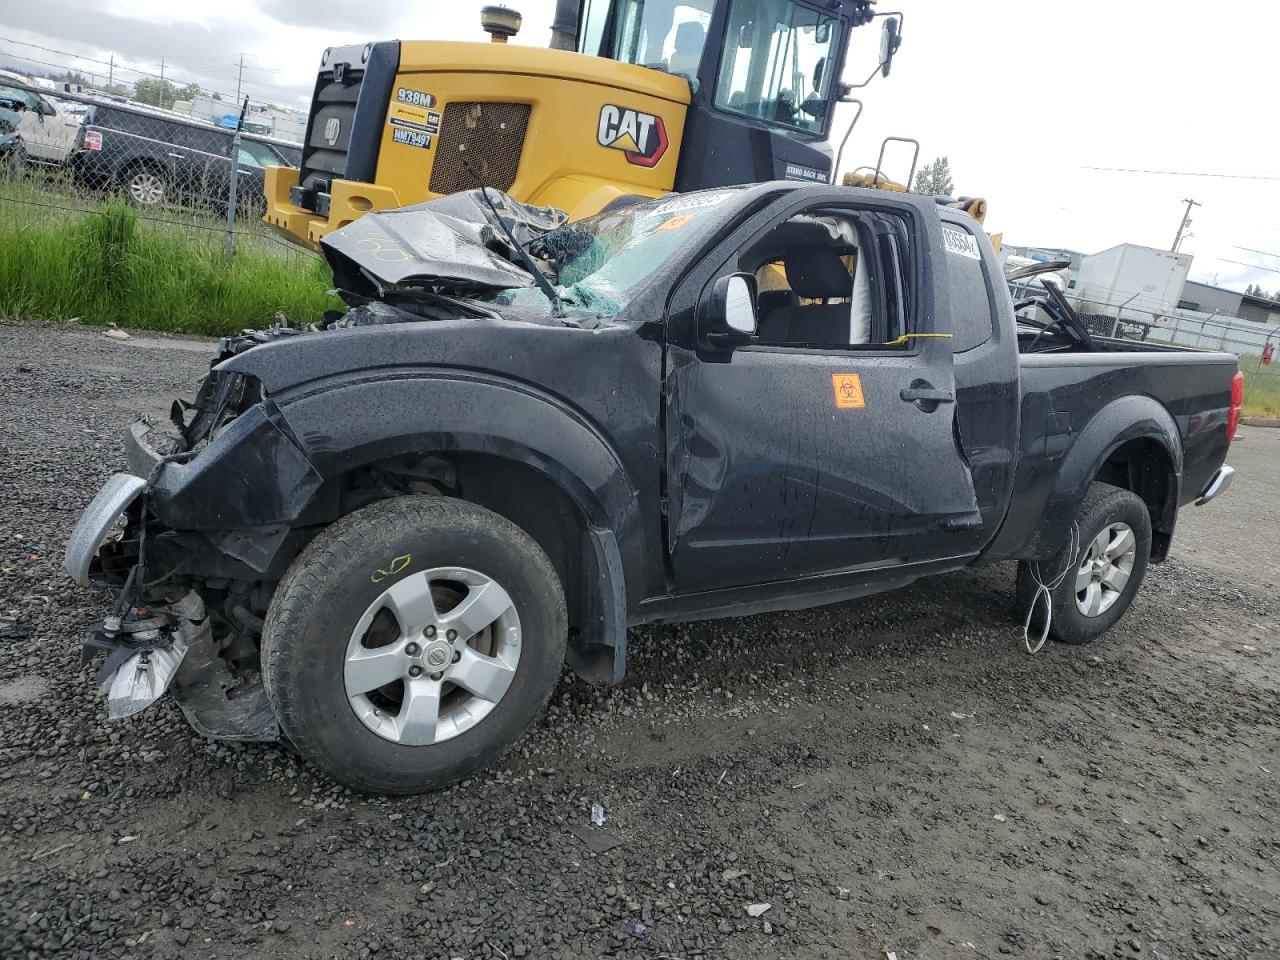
<box><xmin>343</xmin><ymin>567</ymin><xmax>522</xmax><ymax>745</ymax></box>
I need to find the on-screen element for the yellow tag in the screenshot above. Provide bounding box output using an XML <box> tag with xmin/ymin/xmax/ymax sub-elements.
<box><xmin>657</xmin><ymin>213</ymin><xmax>695</xmax><ymax>232</ymax></box>
<box><xmin>832</xmin><ymin>374</ymin><xmax>865</xmax><ymax>410</ymax></box>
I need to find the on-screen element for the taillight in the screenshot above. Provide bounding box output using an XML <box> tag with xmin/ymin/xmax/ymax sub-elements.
<box><xmin>1226</xmin><ymin>370</ymin><xmax>1244</xmax><ymax>442</ymax></box>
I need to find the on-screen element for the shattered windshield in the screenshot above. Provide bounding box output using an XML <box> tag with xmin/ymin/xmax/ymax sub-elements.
<box><xmin>501</xmin><ymin>190</ymin><xmax>741</xmax><ymax>317</ymax></box>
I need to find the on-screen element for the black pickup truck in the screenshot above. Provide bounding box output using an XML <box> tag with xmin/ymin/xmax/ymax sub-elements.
<box><xmin>65</xmin><ymin>183</ymin><xmax>1240</xmax><ymax>794</ymax></box>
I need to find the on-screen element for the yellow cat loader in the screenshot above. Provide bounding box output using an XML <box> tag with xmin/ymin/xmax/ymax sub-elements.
<box><xmin>264</xmin><ymin>0</ymin><xmax>903</xmax><ymax>247</ymax></box>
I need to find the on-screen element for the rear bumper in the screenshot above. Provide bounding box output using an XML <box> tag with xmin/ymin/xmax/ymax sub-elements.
<box><xmin>1195</xmin><ymin>464</ymin><xmax>1234</xmax><ymax>506</ymax></box>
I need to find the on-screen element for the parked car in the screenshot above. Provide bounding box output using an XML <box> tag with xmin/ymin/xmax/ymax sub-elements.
<box><xmin>71</xmin><ymin>101</ymin><xmax>300</xmax><ymax>211</ymax></box>
<box><xmin>0</xmin><ymin>70</ymin><xmax>81</xmax><ymax>167</ymax></box>
<box><xmin>65</xmin><ymin>183</ymin><xmax>1240</xmax><ymax>794</ymax></box>
<box><xmin>0</xmin><ymin>99</ymin><xmax>25</xmax><ymax>176</ymax></box>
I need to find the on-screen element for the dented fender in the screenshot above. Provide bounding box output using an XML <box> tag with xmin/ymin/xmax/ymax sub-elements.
<box><xmin>274</xmin><ymin>372</ymin><xmax>649</xmax><ymax>596</ymax></box>
<box><xmin>126</xmin><ymin>401</ymin><xmax>323</xmax><ymax>530</ymax></box>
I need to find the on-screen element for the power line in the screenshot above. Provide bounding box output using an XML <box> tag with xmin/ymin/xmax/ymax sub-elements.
<box><xmin>1084</xmin><ymin>165</ymin><xmax>1280</xmax><ymax>182</ymax></box>
<box><xmin>1218</xmin><ymin>258</ymin><xmax>1280</xmax><ymax>276</ymax></box>
<box><xmin>1235</xmin><ymin>245</ymin><xmax>1280</xmax><ymax>261</ymax></box>
<box><xmin>0</xmin><ymin>36</ymin><xmax>289</xmax><ymax>104</ymax></box>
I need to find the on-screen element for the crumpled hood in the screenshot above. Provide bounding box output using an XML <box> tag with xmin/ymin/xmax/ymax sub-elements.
<box><xmin>320</xmin><ymin>189</ymin><xmax>568</xmax><ymax>297</ymax></box>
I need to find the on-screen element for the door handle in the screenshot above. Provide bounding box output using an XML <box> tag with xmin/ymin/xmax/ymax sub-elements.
<box><xmin>900</xmin><ymin>386</ymin><xmax>955</xmax><ymax>405</ymax></box>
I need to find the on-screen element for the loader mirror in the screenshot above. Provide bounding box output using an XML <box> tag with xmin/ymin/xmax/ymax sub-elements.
<box><xmin>738</xmin><ymin>23</ymin><xmax>753</xmax><ymax>48</ymax></box>
<box><xmin>815</xmin><ymin>21</ymin><xmax>831</xmax><ymax>44</ymax></box>
<box><xmin>700</xmin><ymin>273</ymin><xmax>757</xmax><ymax>351</ymax></box>
<box><xmin>879</xmin><ymin>17</ymin><xmax>901</xmax><ymax>78</ymax></box>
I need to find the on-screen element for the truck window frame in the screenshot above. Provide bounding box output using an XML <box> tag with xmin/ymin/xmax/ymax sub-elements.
<box><xmin>942</xmin><ymin>216</ymin><xmax>1000</xmax><ymax>354</ymax></box>
<box><xmin>729</xmin><ymin>202</ymin><xmax>920</xmax><ymax>358</ymax></box>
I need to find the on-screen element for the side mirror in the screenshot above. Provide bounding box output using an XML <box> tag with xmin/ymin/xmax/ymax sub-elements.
<box><xmin>879</xmin><ymin>17</ymin><xmax>902</xmax><ymax>78</ymax></box>
<box><xmin>815</xmin><ymin>21</ymin><xmax>831</xmax><ymax>44</ymax></box>
<box><xmin>700</xmin><ymin>273</ymin><xmax>757</xmax><ymax>350</ymax></box>
<box><xmin>738</xmin><ymin>22</ymin><xmax>754</xmax><ymax>48</ymax></box>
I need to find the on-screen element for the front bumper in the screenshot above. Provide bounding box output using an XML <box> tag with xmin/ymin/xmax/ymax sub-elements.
<box><xmin>64</xmin><ymin>473</ymin><xmax>146</xmax><ymax>587</ymax></box>
<box><xmin>1195</xmin><ymin>464</ymin><xmax>1234</xmax><ymax>506</ymax></box>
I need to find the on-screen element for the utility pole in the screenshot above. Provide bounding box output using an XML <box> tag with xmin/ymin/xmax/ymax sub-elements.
<box><xmin>1171</xmin><ymin>198</ymin><xmax>1201</xmax><ymax>253</ymax></box>
<box><xmin>159</xmin><ymin>57</ymin><xmax>165</xmax><ymax>85</ymax></box>
<box><xmin>108</xmin><ymin>54</ymin><xmax>114</xmax><ymax>90</ymax></box>
<box><xmin>235</xmin><ymin>53</ymin><xmax>244</xmax><ymax>105</ymax></box>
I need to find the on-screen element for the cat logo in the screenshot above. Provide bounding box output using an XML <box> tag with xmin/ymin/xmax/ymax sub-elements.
<box><xmin>323</xmin><ymin>116</ymin><xmax>342</xmax><ymax>146</ymax></box>
<box><xmin>597</xmin><ymin>104</ymin><xmax>669</xmax><ymax>168</ymax></box>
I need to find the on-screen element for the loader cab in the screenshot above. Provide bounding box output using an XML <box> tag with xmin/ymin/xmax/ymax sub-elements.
<box><xmin>576</xmin><ymin>0</ymin><xmax>878</xmax><ymax>188</ymax></box>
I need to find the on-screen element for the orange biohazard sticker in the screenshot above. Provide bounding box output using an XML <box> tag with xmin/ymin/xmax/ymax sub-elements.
<box><xmin>832</xmin><ymin>373</ymin><xmax>865</xmax><ymax>410</ymax></box>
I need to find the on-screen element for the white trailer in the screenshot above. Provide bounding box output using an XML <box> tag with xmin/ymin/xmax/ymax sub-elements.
<box><xmin>1070</xmin><ymin>243</ymin><xmax>1193</xmax><ymax>322</ymax></box>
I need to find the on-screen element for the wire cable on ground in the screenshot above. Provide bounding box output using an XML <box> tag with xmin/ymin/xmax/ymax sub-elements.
<box><xmin>1021</xmin><ymin>522</ymin><xmax>1081</xmax><ymax>654</ymax></box>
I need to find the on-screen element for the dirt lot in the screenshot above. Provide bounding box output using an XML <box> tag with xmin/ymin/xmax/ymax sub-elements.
<box><xmin>1</xmin><ymin>320</ymin><xmax>1276</xmax><ymax>960</ymax></box>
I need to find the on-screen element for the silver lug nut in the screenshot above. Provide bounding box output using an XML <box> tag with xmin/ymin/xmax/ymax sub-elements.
<box><xmin>425</xmin><ymin>625</ymin><xmax>437</xmax><ymax>638</ymax></box>
<box><xmin>408</xmin><ymin>665</ymin><xmax>423</xmax><ymax>678</ymax></box>
<box><xmin>446</xmin><ymin>629</ymin><xmax>457</xmax><ymax>641</ymax></box>
<box><xmin>430</xmin><ymin>672</ymin><xmax>443</xmax><ymax>681</ymax></box>
<box><xmin>451</xmin><ymin>651</ymin><xmax>461</xmax><ymax>663</ymax></box>
<box><xmin>405</xmin><ymin>642</ymin><xmax>420</xmax><ymax>656</ymax></box>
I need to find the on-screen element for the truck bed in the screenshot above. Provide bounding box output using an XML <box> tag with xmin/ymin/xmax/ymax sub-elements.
<box><xmin>984</xmin><ymin>341</ymin><xmax>1237</xmax><ymax>563</ymax></box>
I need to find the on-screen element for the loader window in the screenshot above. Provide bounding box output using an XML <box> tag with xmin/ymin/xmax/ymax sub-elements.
<box><xmin>715</xmin><ymin>0</ymin><xmax>839</xmax><ymax>133</ymax></box>
<box><xmin>611</xmin><ymin>0</ymin><xmax>715</xmax><ymax>81</ymax></box>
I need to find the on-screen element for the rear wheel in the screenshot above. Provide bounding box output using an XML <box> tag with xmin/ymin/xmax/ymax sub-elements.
<box><xmin>122</xmin><ymin>165</ymin><xmax>166</xmax><ymax>206</ymax></box>
<box><xmin>1016</xmin><ymin>482</ymin><xmax>1152</xmax><ymax>645</ymax></box>
<box><xmin>262</xmin><ymin>496</ymin><xmax>567</xmax><ymax>794</ymax></box>
<box><xmin>0</xmin><ymin>140</ymin><xmax>26</xmax><ymax>180</ymax></box>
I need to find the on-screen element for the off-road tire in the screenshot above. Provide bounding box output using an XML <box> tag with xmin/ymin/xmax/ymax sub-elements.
<box><xmin>261</xmin><ymin>496</ymin><xmax>567</xmax><ymax>794</ymax></box>
<box><xmin>1016</xmin><ymin>481</ymin><xmax>1152</xmax><ymax>646</ymax></box>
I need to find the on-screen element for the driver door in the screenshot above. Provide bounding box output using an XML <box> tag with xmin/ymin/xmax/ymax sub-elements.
<box><xmin>663</xmin><ymin>190</ymin><xmax>984</xmax><ymax>593</ymax></box>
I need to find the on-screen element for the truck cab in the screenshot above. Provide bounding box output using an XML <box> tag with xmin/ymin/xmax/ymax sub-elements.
<box><xmin>263</xmin><ymin>0</ymin><xmax>885</xmax><ymax>247</ymax></box>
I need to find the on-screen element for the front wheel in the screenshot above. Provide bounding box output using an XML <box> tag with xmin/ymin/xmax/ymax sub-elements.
<box><xmin>0</xmin><ymin>140</ymin><xmax>26</xmax><ymax>180</ymax></box>
<box><xmin>262</xmin><ymin>496</ymin><xmax>567</xmax><ymax>794</ymax></box>
<box><xmin>1017</xmin><ymin>481</ymin><xmax>1152</xmax><ymax>646</ymax></box>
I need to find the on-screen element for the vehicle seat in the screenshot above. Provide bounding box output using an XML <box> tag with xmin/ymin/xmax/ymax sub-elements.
<box><xmin>756</xmin><ymin>289</ymin><xmax>799</xmax><ymax>341</ymax></box>
<box><xmin>765</xmin><ymin>245</ymin><xmax>852</xmax><ymax>344</ymax></box>
<box><xmin>668</xmin><ymin>22</ymin><xmax>706</xmax><ymax>80</ymax></box>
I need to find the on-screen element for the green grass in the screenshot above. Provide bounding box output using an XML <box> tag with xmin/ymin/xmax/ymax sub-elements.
<box><xmin>0</xmin><ymin>190</ymin><xmax>334</xmax><ymax>336</ymax></box>
<box><xmin>1241</xmin><ymin>367</ymin><xmax>1280</xmax><ymax>418</ymax></box>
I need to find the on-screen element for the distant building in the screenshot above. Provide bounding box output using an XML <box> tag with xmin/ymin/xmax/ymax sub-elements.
<box><xmin>1180</xmin><ymin>281</ymin><xmax>1280</xmax><ymax>326</ymax></box>
<box><xmin>1071</xmin><ymin>244</ymin><xmax>1193</xmax><ymax>320</ymax></box>
<box><xmin>180</xmin><ymin>95</ymin><xmax>305</xmax><ymax>144</ymax></box>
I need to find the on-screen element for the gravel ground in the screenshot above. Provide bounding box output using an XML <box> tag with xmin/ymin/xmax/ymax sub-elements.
<box><xmin>1</xmin><ymin>320</ymin><xmax>1276</xmax><ymax>960</ymax></box>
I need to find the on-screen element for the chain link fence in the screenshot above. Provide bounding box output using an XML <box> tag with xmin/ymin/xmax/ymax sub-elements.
<box><xmin>1071</xmin><ymin>301</ymin><xmax>1280</xmax><ymax>380</ymax></box>
<box><xmin>0</xmin><ymin>77</ymin><xmax>314</xmax><ymax>266</ymax></box>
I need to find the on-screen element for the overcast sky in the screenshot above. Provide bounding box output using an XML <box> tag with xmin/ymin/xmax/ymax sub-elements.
<box><xmin>5</xmin><ymin>0</ymin><xmax>1279</xmax><ymax>293</ymax></box>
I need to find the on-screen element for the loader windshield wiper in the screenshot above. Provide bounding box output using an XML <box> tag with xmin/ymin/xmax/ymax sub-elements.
<box><xmin>463</xmin><ymin>161</ymin><xmax>565</xmax><ymax>319</ymax></box>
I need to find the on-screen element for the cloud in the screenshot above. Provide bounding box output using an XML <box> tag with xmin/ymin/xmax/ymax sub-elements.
<box><xmin>257</xmin><ymin>0</ymin><xmax>401</xmax><ymax>35</ymax></box>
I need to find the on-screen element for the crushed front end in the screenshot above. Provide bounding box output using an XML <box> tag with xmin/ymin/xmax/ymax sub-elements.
<box><xmin>63</xmin><ymin>332</ymin><xmax>304</xmax><ymax>742</ymax></box>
